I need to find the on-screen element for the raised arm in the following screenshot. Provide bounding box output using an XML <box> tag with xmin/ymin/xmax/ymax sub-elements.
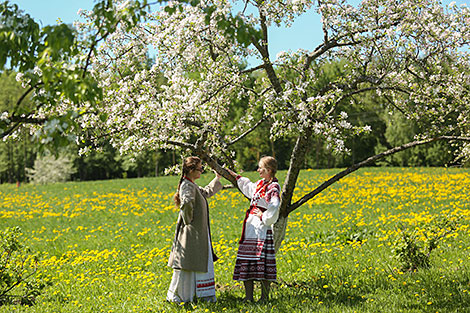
<box><xmin>227</xmin><ymin>168</ymin><xmax>257</xmax><ymax>199</ymax></box>
<box><xmin>236</xmin><ymin>176</ymin><xmax>257</xmax><ymax>199</ymax></box>
<box><xmin>199</xmin><ymin>175</ymin><xmax>223</xmax><ymax>199</ymax></box>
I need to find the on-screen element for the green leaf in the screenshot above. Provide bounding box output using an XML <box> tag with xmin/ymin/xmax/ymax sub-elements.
<box><xmin>100</xmin><ymin>113</ymin><xmax>109</xmax><ymax>123</ymax></box>
<box><xmin>164</xmin><ymin>6</ymin><xmax>176</xmax><ymax>14</ymax></box>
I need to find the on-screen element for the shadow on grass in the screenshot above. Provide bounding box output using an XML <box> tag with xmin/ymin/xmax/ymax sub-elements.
<box><xmin>397</xmin><ymin>272</ymin><xmax>470</xmax><ymax>312</ymax></box>
<box><xmin>210</xmin><ymin>271</ymin><xmax>470</xmax><ymax>312</ymax></box>
<box><xmin>210</xmin><ymin>279</ymin><xmax>367</xmax><ymax>312</ymax></box>
<box><xmin>271</xmin><ymin>279</ymin><xmax>367</xmax><ymax>310</ymax></box>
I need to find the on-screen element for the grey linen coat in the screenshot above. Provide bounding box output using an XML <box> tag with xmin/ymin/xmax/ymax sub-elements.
<box><xmin>167</xmin><ymin>177</ymin><xmax>222</xmax><ymax>272</ymax></box>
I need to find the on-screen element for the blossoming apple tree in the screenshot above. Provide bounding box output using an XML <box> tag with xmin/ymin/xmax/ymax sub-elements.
<box><xmin>82</xmin><ymin>0</ymin><xmax>470</xmax><ymax>249</ymax></box>
<box><xmin>4</xmin><ymin>0</ymin><xmax>470</xmax><ymax>249</ymax></box>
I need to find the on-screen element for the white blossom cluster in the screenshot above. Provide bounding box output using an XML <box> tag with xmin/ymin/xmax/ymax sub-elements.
<box><xmin>79</xmin><ymin>0</ymin><xmax>253</xmax><ymax>156</ymax></box>
<box><xmin>68</xmin><ymin>0</ymin><xmax>470</xmax><ymax>160</ymax></box>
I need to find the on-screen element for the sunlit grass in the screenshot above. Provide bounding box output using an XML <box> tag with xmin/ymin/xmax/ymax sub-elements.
<box><xmin>0</xmin><ymin>167</ymin><xmax>469</xmax><ymax>312</ymax></box>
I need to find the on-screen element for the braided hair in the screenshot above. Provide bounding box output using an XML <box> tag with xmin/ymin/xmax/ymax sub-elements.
<box><xmin>173</xmin><ymin>156</ymin><xmax>202</xmax><ymax>207</ymax></box>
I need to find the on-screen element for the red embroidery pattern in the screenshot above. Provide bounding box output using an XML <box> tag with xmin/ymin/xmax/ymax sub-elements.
<box><xmin>238</xmin><ymin>179</ymin><xmax>279</xmax><ymax>244</ymax></box>
<box><xmin>265</xmin><ymin>183</ymin><xmax>280</xmax><ymax>203</ymax></box>
<box><xmin>233</xmin><ymin>230</ymin><xmax>277</xmax><ymax>281</ymax></box>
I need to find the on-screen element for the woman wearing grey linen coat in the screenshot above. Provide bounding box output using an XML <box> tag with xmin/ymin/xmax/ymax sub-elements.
<box><xmin>167</xmin><ymin>156</ymin><xmax>222</xmax><ymax>303</ymax></box>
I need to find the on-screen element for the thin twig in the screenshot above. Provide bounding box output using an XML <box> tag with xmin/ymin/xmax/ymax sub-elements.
<box><xmin>227</xmin><ymin>116</ymin><xmax>267</xmax><ymax>146</ymax></box>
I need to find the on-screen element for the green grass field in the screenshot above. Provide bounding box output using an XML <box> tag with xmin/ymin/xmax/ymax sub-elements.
<box><xmin>1</xmin><ymin>167</ymin><xmax>469</xmax><ymax>312</ymax></box>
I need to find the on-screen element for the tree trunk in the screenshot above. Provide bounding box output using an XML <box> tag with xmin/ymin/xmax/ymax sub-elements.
<box><xmin>155</xmin><ymin>153</ymin><xmax>159</xmax><ymax>177</ymax></box>
<box><xmin>274</xmin><ymin>128</ymin><xmax>312</xmax><ymax>251</ymax></box>
<box><xmin>273</xmin><ymin>214</ymin><xmax>288</xmax><ymax>253</ymax></box>
<box><xmin>7</xmin><ymin>143</ymin><xmax>13</xmax><ymax>183</ymax></box>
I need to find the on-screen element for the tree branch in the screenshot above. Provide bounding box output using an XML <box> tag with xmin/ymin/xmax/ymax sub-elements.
<box><xmin>194</xmin><ymin>150</ymin><xmax>238</xmax><ymax>185</ymax></box>
<box><xmin>14</xmin><ymin>85</ymin><xmax>36</xmax><ymax>112</ymax></box>
<box><xmin>82</xmin><ymin>31</ymin><xmax>102</xmax><ymax>78</ymax></box>
<box><xmin>250</xmin><ymin>3</ymin><xmax>283</xmax><ymax>95</ymax></box>
<box><xmin>9</xmin><ymin>115</ymin><xmax>47</xmax><ymax>124</ymax></box>
<box><xmin>227</xmin><ymin>116</ymin><xmax>267</xmax><ymax>146</ymax></box>
<box><xmin>304</xmin><ymin>38</ymin><xmax>360</xmax><ymax>72</ymax></box>
<box><xmin>335</xmin><ymin>85</ymin><xmax>410</xmax><ymax>105</ymax></box>
<box><xmin>200</xmin><ymin>80</ymin><xmax>233</xmax><ymax>106</ymax></box>
<box><xmin>304</xmin><ymin>15</ymin><xmax>401</xmax><ymax>72</ymax></box>
<box><xmin>165</xmin><ymin>140</ymin><xmax>195</xmax><ymax>150</ymax></box>
<box><xmin>0</xmin><ymin>121</ymin><xmax>22</xmax><ymax>139</ymax></box>
<box><xmin>0</xmin><ymin>114</ymin><xmax>49</xmax><ymax>138</ymax></box>
<box><xmin>288</xmin><ymin>136</ymin><xmax>470</xmax><ymax>214</ymax></box>
<box><xmin>81</xmin><ymin>0</ymin><xmax>151</xmax><ymax>76</ymax></box>
<box><xmin>241</xmin><ymin>64</ymin><xmax>265</xmax><ymax>74</ymax></box>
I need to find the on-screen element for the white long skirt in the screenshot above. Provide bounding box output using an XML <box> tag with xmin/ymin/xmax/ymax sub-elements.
<box><xmin>166</xmin><ymin>235</ymin><xmax>216</xmax><ymax>303</ymax></box>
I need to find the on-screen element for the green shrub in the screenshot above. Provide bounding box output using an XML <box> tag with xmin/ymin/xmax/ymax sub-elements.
<box><xmin>392</xmin><ymin>214</ymin><xmax>459</xmax><ymax>271</ymax></box>
<box><xmin>0</xmin><ymin>227</ymin><xmax>48</xmax><ymax>306</ymax></box>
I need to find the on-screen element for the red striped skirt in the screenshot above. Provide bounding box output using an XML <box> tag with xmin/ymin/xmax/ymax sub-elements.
<box><xmin>233</xmin><ymin>229</ymin><xmax>277</xmax><ymax>281</ymax></box>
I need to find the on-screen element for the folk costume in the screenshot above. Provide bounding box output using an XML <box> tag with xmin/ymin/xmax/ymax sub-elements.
<box><xmin>167</xmin><ymin>176</ymin><xmax>222</xmax><ymax>303</ymax></box>
<box><xmin>233</xmin><ymin>175</ymin><xmax>281</xmax><ymax>282</ymax></box>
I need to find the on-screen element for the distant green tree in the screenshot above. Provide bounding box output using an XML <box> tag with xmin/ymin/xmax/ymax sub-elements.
<box><xmin>72</xmin><ymin>144</ymin><xmax>122</xmax><ymax>181</ymax></box>
<box><xmin>115</xmin><ymin>149</ymin><xmax>174</xmax><ymax>178</ymax></box>
<box><xmin>0</xmin><ymin>71</ymin><xmax>37</xmax><ymax>183</ymax></box>
<box><xmin>376</xmin><ymin>111</ymin><xmax>455</xmax><ymax>167</ymax></box>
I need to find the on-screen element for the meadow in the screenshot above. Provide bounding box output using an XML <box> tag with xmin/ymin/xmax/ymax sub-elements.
<box><xmin>0</xmin><ymin>167</ymin><xmax>469</xmax><ymax>313</ymax></box>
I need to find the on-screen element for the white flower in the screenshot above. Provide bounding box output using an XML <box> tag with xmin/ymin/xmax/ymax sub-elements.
<box><xmin>15</xmin><ymin>72</ymin><xmax>24</xmax><ymax>82</ymax></box>
<box><xmin>0</xmin><ymin>112</ymin><xmax>9</xmax><ymax>121</ymax></box>
<box><xmin>33</xmin><ymin>66</ymin><xmax>42</xmax><ymax>76</ymax></box>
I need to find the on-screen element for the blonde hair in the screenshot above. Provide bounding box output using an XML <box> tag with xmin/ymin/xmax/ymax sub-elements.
<box><xmin>173</xmin><ymin>156</ymin><xmax>202</xmax><ymax>207</ymax></box>
<box><xmin>260</xmin><ymin>156</ymin><xmax>277</xmax><ymax>177</ymax></box>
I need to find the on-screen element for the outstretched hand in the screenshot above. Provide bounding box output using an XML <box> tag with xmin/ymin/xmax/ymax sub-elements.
<box><xmin>214</xmin><ymin>170</ymin><xmax>222</xmax><ymax>179</ymax></box>
<box><xmin>227</xmin><ymin>168</ymin><xmax>238</xmax><ymax>178</ymax></box>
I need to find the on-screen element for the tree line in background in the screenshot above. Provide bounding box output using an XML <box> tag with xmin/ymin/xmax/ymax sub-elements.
<box><xmin>0</xmin><ymin>67</ymin><xmax>463</xmax><ymax>184</ymax></box>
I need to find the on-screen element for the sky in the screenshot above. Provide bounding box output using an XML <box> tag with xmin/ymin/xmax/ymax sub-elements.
<box><xmin>8</xmin><ymin>0</ymin><xmax>469</xmax><ymax>65</ymax></box>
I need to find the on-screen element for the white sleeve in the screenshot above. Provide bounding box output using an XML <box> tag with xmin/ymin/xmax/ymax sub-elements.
<box><xmin>261</xmin><ymin>196</ymin><xmax>280</xmax><ymax>226</ymax></box>
<box><xmin>236</xmin><ymin>176</ymin><xmax>256</xmax><ymax>199</ymax></box>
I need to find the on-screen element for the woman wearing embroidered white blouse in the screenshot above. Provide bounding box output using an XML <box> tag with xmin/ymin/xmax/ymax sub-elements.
<box><xmin>228</xmin><ymin>156</ymin><xmax>281</xmax><ymax>303</ymax></box>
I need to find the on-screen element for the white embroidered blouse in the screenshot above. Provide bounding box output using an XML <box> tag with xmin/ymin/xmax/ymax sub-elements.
<box><xmin>237</xmin><ymin>176</ymin><xmax>281</xmax><ymax>235</ymax></box>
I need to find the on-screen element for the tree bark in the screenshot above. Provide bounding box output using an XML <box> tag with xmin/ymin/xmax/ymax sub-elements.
<box><xmin>194</xmin><ymin>149</ymin><xmax>238</xmax><ymax>186</ymax></box>
<box><xmin>273</xmin><ymin>128</ymin><xmax>312</xmax><ymax>251</ymax></box>
<box><xmin>273</xmin><ymin>214</ymin><xmax>288</xmax><ymax>253</ymax></box>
